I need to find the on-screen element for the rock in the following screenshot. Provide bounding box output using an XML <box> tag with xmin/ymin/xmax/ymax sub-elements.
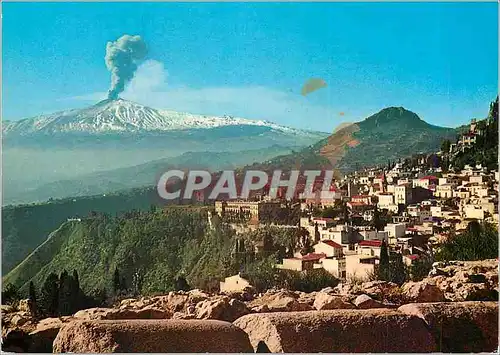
<box><xmin>401</xmin><ymin>280</ymin><xmax>445</xmax><ymax>303</ymax></box>
<box><xmin>187</xmin><ymin>289</ymin><xmax>210</xmax><ymax>303</ymax></box>
<box><xmin>29</xmin><ymin>317</ymin><xmax>74</xmax><ymax>352</ymax></box>
<box><xmin>172</xmin><ymin>312</ymin><xmax>196</xmax><ymax>320</ymax></box>
<box><xmin>319</xmin><ymin>286</ymin><xmax>336</xmax><ymax>294</ymax></box>
<box><xmin>195</xmin><ymin>297</ymin><xmax>249</xmax><ymax>322</ymax></box>
<box><xmin>167</xmin><ymin>293</ymin><xmax>189</xmax><ymax>312</ymax></box>
<box><xmin>313</xmin><ymin>293</ymin><xmax>355</xmax><ymax>310</ymax></box>
<box><xmin>399</xmin><ymin>301</ymin><xmax>498</xmax><ymax>352</ymax></box>
<box><xmin>74</xmin><ymin>307</ymin><xmax>171</xmax><ymax>321</ymax></box>
<box><xmin>249</xmin><ymin>305</ymin><xmax>269</xmax><ymax>313</ymax></box>
<box><xmin>17</xmin><ymin>299</ymin><xmax>32</xmax><ymax>314</ymax></box>
<box><xmin>53</xmin><ymin>319</ymin><xmax>253</xmax><ymax>353</ymax></box>
<box><xmin>361</xmin><ymin>281</ymin><xmax>399</xmax><ymax>299</ymax></box>
<box><xmin>456</xmin><ymin>284</ymin><xmax>498</xmax><ymax>302</ymax></box>
<box><xmin>1</xmin><ymin>329</ymin><xmax>31</xmax><ymax>353</ymax></box>
<box><xmin>248</xmin><ymin>291</ymin><xmax>312</xmax><ymax>312</ymax></box>
<box><xmin>233</xmin><ymin>309</ymin><xmax>436</xmax><ymax>353</ymax></box>
<box><xmin>1</xmin><ymin>305</ymin><xmax>15</xmax><ymax>314</ymax></box>
<box><xmin>335</xmin><ymin>282</ymin><xmax>363</xmax><ymax>296</ymax></box>
<box><xmin>353</xmin><ymin>294</ymin><xmax>385</xmax><ymax>309</ymax></box>
<box><xmin>468</xmin><ymin>274</ymin><xmax>487</xmax><ymax>283</ymax></box>
<box><xmin>10</xmin><ymin>312</ymin><xmax>31</xmax><ymax>327</ymax></box>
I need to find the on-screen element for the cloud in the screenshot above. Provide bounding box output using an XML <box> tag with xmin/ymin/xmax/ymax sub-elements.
<box><xmin>66</xmin><ymin>60</ymin><xmax>343</xmax><ymax>132</ymax></box>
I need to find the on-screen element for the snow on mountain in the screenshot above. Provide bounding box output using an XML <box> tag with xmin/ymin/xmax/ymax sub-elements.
<box><xmin>2</xmin><ymin>98</ymin><xmax>320</xmax><ymax>136</ymax></box>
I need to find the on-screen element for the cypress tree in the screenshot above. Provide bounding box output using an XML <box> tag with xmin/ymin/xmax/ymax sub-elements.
<box><xmin>58</xmin><ymin>270</ymin><xmax>73</xmax><ymax>316</ymax></box>
<box><xmin>39</xmin><ymin>273</ymin><xmax>59</xmax><ymax>317</ymax></box>
<box><xmin>28</xmin><ymin>281</ymin><xmax>38</xmax><ymax>317</ymax></box>
<box><xmin>113</xmin><ymin>268</ymin><xmax>121</xmax><ymax>295</ymax></box>
<box><xmin>378</xmin><ymin>240</ymin><xmax>390</xmax><ymax>281</ymax></box>
<box><xmin>70</xmin><ymin>270</ymin><xmax>81</xmax><ymax>313</ymax></box>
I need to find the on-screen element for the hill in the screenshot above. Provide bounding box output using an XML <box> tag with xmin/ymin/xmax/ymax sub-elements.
<box><xmin>248</xmin><ymin>107</ymin><xmax>458</xmax><ymax>173</ymax></box>
<box><xmin>3</xmin><ymin>208</ymin><xmax>301</xmax><ymax>295</ymax></box>
<box><xmin>451</xmin><ymin>97</ymin><xmax>498</xmax><ymax>171</ymax></box>
<box><xmin>2</xmin><ymin>186</ymin><xmax>162</xmax><ymax>275</ymax></box>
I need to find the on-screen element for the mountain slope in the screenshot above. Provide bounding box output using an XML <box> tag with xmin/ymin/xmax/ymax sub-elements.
<box><xmin>5</xmin><ymin>145</ymin><xmax>296</xmax><ymax>205</ymax></box>
<box><xmin>249</xmin><ymin>107</ymin><xmax>458</xmax><ymax>173</ymax></box>
<box><xmin>2</xmin><ymin>98</ymin><xmax>322</xmax><ymax>137</ymax></box>
<box><xmin>2</xmin><ymin>186</ymin><xmax>161</xmax><ymax>275</ymax></box>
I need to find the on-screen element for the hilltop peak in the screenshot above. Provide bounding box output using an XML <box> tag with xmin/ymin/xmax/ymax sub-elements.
<box><xmin>362</xmin><ymin>106</ymin><xmax>426</xmax><ymax>129</ymax></box>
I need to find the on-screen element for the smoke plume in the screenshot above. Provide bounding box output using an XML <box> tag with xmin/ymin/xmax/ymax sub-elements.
<box><xmin>105</xmin><ymin>35</ymin><xmax>147</xmax><ymax>100</ymax></box>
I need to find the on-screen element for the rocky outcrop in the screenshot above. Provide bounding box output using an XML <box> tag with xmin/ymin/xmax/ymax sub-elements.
<box><xmin>74</xmin><ymin>306</ymin><xmax>172</xmax><ymax>321</ymax></box>
<box><xmin>428</xmin><ymin>259</ymin><xmax>498</xmax><ymax>302</ymax></box>
<box><xmin>247</xmin><ymin>290</ymin><xmax>313</xmax><ymax>313</ymax></box>
<box><xmin>399</xmin><ymin>301</ymin><xmax>498</xmax><ymax>352</ymax></box>
<box><xmin>53</xmin><ymin>319</ymin><xmax>253</xmax><ymax>353</ymax></box>
<box><xmin>194</xmin><ymin>296</ymin><xmax>249</xmax><ymax>322</ymax></box>
<box><xmin>353</xmin><ymin>294</ymin><xmax>385</xmax><ymax>309</ymax></box>
<box><xmin>313</xmin><ymin>292</ymin><xmax>355</xmax><ymax>310</ymax></box>
<box><xmin>29</xmin><ymin>317</ymin><xmax>74</xmax><ymax>352</ymax></box>
<box><xmin>234</xmin><ymin>309</ymin><xmax>436</xmax><ymax>353</ymax></box>
<box><xmin>401</xmin><ymin>280</ymin><xmax>446</xmax><ymax>303</ymax></box>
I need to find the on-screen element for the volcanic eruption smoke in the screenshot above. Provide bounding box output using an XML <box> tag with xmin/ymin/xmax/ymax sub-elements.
<box><xmin>105</xmin><ymin>35</ymin><xmax>147</xmax><ymax>100</ymax></box>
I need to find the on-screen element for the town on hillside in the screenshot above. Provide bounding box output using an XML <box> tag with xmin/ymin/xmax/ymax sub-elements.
<box><xmin>215</xmin><ymin>116</ymin><xmax>499</xmax><ymax>291</ymax></box>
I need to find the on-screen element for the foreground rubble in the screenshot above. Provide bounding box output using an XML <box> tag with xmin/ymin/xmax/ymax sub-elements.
<box><xmin>1</xmin><ymin>259</ymin><xmax>497</xmax><ymax>352</ymax></box>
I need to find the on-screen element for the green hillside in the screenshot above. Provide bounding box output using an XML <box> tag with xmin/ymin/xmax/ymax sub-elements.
<box><xmin>2</xmin><ymin>186</ymin><xmax>161</xmax><ymax>275</ymax></box>
<box><xmin>248</xmin><ymin>107</ymin><xmax>459</xmax><ymax>173</ymax></box>
<box><xmin>3</xmin><ymin>207</ymin><xmax>308</xmax><ymax>295</ymax></box>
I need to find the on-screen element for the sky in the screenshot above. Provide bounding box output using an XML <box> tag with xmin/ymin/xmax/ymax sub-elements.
<box><xmin>3</xmin><ymin>2</ymin><xmax>498</xmax><ymax>132</ymax></box>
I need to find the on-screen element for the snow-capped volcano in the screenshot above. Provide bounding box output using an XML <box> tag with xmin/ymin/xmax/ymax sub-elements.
<box><xmin>2</xmin><ymin>98</ymin><xmax>319</xmax><ymax>136</ymax></box>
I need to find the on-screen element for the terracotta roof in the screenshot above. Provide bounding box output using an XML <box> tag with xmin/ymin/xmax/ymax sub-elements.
<box><xmin>358</xmin><ymin>240</ymin><xmax>383</xmax><ymax>247</ymax></box>
<box><xmin>300</xmin><ymin>253</ymin><xmax>327</xmax><ymax>261</ymax></box>
<box><xmin>321</xmin><ymin>240</ymin><xmax>343</xmax><ymax>249</ymax></box>
<box><xmin>420</xmin><ymin>176</ymin><xmax>438</xmax><ymax>181</ymax></box>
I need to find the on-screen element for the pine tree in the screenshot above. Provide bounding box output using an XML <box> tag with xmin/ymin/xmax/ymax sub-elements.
<box><xmin>28</xmin><ymin>281</ymin><xmax>38</xmax><ymax>317</ymax></box>
<box><xmin>39</xmin><ymin>273</ymin><xmax>59</xmax><ymax>317</ymax></box>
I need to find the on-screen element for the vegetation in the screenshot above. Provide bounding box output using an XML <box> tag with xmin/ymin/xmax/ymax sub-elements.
<box><xmin>451</xmin><ymin>97</ymin><xmax>498</xmax><ymax>171</ymax></box>
<box><xmin>2</xmin><ymin>186</ymin><xmax>163</xmax><ymax>275</ymax></box>
<box><xmin>377</xmin><ymin>240</ymin><xmax>409</xmax><ymax>285</ymax></box>
<box><xmin>436</xmin><ymin>221</ymin><xmax>498</xmax><ymax>261</ymax></box>
<box><xmin>4</xmin><ymin>207</ymin><xmax>337</xmax><ymax>298</ymax></box>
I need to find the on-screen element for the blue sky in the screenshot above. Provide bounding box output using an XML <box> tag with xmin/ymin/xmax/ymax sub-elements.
<box><xmin>3</xmin><ymin>2</ymin><xmax>498</xmax><ymax>132</ymax></box>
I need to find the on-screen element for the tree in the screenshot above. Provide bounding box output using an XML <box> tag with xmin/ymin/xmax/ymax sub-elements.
<box><xmin>28</xmin><ymin>281</ymin><xmax>38</xmax><ymax>317</ymax></box>
<box><xmin>314</xmin><ymin>223</ymin><xmax>320</xmax><ymax>243</ymax></box>
<box><xmin>389</xmin><ymin>253</ymin><xmax>408</xmax><ymax>285</ymax></box>
<box><xmin>410</xmin><ymin>258</ymin><xmax>433</xmax><ymax>281</ymax></box>
<box><xmin>58</xmin><ymin>270</ymin><xmax>73</xmax><ymax>316</ymax></box>
<box><xmin>436</xmin><ymin>221</ymin><xmax>498</xmax><ymax>261</ymax></box>
<box><xmin>378</xmin><ymin>240</ymin><xmax>390</xmax><ymax>281</ymax></box>
<box><xmin>2</xmin><ymin>283</ymin><xmax>20</xmax><ymax>305</ymax></box>
<box><xmin>70</xmin><ymin>270</ymin><xmax>82</xmax><ymax>313</ymax></box>
<box><xmin>372</xmin><ymin>206</ymin><xmax>384</xmax><ymax>231</ymax></box>
<box><xmin>174</xmin><ymin>276</ymin><xmax>190</xmax><ymax>292</ymax></box>
<box><xmin>39</xmin><ymin>273</ymin><xmax>59</xmax><ymax>317</ymax></box>
<box><xmin>441</xmin><ymin>139</ymin><xmax>451</xmax><ymax>154</ymax></box>
<box><xmin>113</xmin><ymin>268</ymin><xmax>122</xmax><ymax>295</ymax></box>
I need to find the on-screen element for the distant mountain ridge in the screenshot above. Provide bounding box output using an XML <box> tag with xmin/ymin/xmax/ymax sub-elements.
<box><xmin>2</xmin><ymin>98</ymin><xmax>323</xmax><ymax>137</ymax></box>
<box><xmin>247</xmin><ymin>106</ymin><xmax>460</xmax><ymax>173</ymax></box>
